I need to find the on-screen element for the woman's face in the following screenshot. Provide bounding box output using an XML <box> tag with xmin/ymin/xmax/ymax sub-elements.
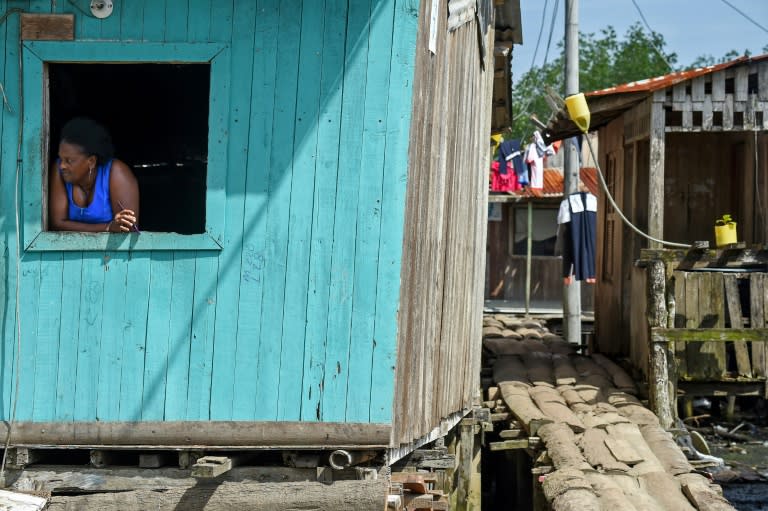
<box><xmin>58</xmin><ymin>141</ymin><xmax>96</xmax><ymax>184</ymax></box>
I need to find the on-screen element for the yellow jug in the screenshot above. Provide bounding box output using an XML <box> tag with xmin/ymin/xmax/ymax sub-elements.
<box><xmin>714</xmin><ymin>221</ymin><xmax>737</xmax><ymax>247</ymax></box>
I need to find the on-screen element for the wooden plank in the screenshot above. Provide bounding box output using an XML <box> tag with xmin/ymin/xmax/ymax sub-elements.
<box><xmin>164</xmin><ymin>255</ymin><xmax>195</xmax><ymax>420</ymax></box>
<box><xmin>8</xmin><ymin>421</ymin><xmax>391</xmax><ymax>447</ymax></box>
<box><xmin>751</xmin><ymin>274</ymin><xmax>767</xmax><ymax>377</ymax></box>
<box><xmin>226</xmin><ymin>3</ymin><xmax>264</xmax><ymax>420</ymax></box>
<box><xmin>673</xmin><ymin>271</ymin><xmax>688</xmax><ymax>378</ymax></box>
<box><xmin>185</xmin><ymin>254</ymin><xmax>217</xmax><ymax>420</ymax></box>
<box><xmin>321</xmin><ymin>0</ymin><xmax>371</xmax><ymax>422</ymax></box>
<box><xmin>27</xmin><ymin>232</ymin><xmax>222</xmax><ymax>252</ymax></box>
<box><xmin>724</xmin><ymin>274</ymin><xmax>751</xmax><ymax>377</ymax></box>
<box><xmin>691</xmin><ymin>76</ymin><xmax>705</xmax><ymax>101</ymax></box>
<box><xmin>187</xmin><ymin>0</ymin><xmax>211</xmax><ymax>42</ymax></box>
<box><xmin>142</xmin><ymin>253</ymin><xmax>173</xmax><ymax>420</ymax></box>
<box><xmin>73</xmin><ymin>257</ymin><xmax>104</xmax><ymax>421</ymax></box>
<box><xmin>301</xmin><ymin>0</ymin><xmax>346</xmax><ymax>422</ymax></box>
<box><xmin>277</xmin><ymin>0</ymin><xmax>325</xmax><ymax>421</ymax></box>
<box><xmin>31</xmin><ymin>252</ymin><xmax>62</xmax><ymax>421</ymax></box>
<box><xmin>118</xmin><ymin>253</ymin><xmax>151</xmax><ymax>421</ymax></box>
<box><xmin>711</xmin><ymin>69</ymin><xmax>726</xmax><ymax>101</ymax></box>
<box><xmin>653</xmin><ymin>327</ymin><xmax>768</xmax><ymax>342</ymax></box>
<box><xmin>208</xmin><ymin>0</ymin><xmax>246</xmax><ymax>421</ymax></box>
<box><xmin>53</xmin><ymin>253</ymin><xmax>82</xmax><ymax>420</ymax></box>
<box><xmin>256</xmin><ymin>0</ymin><xmax>300</xmax><ymax>421</ymax></box>
<box><xmin>723</xmin><ymin>95</ymin><xmax>734</xmax><ymax>130</ymax></box>
<box><xmin>344</xmin><ymin>0</ymin><xmax>397</xmax><ymax>423</ymax></box>
<box><xmin>648</xmin><ymin>102</ymin><xmax>665</xmax><ymax>247</ymax></box>
<box><xmin>238</xmin><ymin>1</ymin><xmax>277</xmax><ymax>423</ymax></box>
<box><xmin>96</xmin><ymin>254</ymin><xmax>128</xmax><ymax>422</ymax></box>
<box><xmin>142</xmin><ymin>0</ymin><xmax>166</xmax><ymax>41</ymax></box>
<box><xmin>672</xmin><ymin>83</ymin><xmax>687</xmax><ymax>103</ymax></box>
<box><xmin>759</xmin><ymin>61</ymin><xmax>768</xmax><ymax>102</ymax></box>
<box><xmin>685</xmin><ymin>273</ymin><xmax>726</xmax><ymax>379</ymax></box>
<box><xmin>119</xmin><ymin>0</ymin><xmax>144</xmax><ymax>41</ymax></box>
<box><xmin>20</xmin><ymin>13</ymin><xmax>73</xmax><ymax>40</ymax></box>
<box><xmin>735</xmin><ymin>66</ymin><xmax>749</xmax><ymax>102</ymax></box>
<box><xmin>164</xmin><ymin>0</ymin><xmax>188</xmax><ymax>42</ymax></box>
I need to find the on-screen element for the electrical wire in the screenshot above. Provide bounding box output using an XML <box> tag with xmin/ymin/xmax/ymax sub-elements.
<box><xmin>718</xmin><ymin>0</ymin><xmax>768</xmax><ymax>35</ymax></box>
<box><xmin>585</xmin><ymin>134</ymin><xmax>692</xmax><ymax>249</ymax></box>
<box><xmin>512</xmin><ymin>0</ymin><xmax>561</xmax><ymax>123</ymax></box>
<box><xmin>755</xmin><ymin>130</ymin><xmax>765</xmax><ymax>243</ymax></box>
<box><xmin>629</xmin><ymin>0</ymin><xmax>674</xmax><ymax>70</ymax></box>
<box><xmin>0</xmin><ymin>7</ymin><xmax>25</xmax><ymax>484</ymax></box>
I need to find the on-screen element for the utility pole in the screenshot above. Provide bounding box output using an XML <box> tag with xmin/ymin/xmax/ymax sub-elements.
<box><xmin>563</xmin><ymin>0</ymin><xmax>581</xmax><ymax>344</ymax></box>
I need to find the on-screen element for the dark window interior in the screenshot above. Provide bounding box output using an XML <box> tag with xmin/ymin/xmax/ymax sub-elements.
<box><xmin>48</xmin><ymin>63</ymin><xmax>210</xmax><ymax>234</ymax></box>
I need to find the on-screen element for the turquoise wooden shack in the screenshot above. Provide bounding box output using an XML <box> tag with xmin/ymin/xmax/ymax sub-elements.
<box><xmin>0</xmin><ymin>0</ymin><xmax>493</xmax><ymax>462</ymax></box>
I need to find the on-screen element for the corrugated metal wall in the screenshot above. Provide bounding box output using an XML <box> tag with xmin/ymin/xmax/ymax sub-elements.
<box><xmin>0</xmin><ymin>0</ymin><xmax>417</xmax><ymax>428</ymax></box>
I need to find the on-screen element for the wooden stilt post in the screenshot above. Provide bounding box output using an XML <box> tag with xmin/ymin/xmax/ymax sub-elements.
<box><xmin>648</xmin><ymin>259</ymin><xmax>674</xmax><ymax>429</ymax></box>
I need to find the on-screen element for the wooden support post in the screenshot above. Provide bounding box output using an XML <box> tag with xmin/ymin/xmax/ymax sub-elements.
<box><xmin>178</xmin><ymin>450</ymin><xmax>205</xmax><ymax>470</ymax></box>
<box><xmin>8</xmin><ymin>447</ymin><xmax>41</xmax><ymax>469</ymax></box>
<box><xmin>648</xmin><ymin>99</ymin><xmax>666</xmax><ymax>249</ymax></box>
<box><xmin>89</xmin><ymin>450</ymin><xmax>115</xmax><ymax>468</ymax></box>
<box><xmin>725</xmin><ymin>396</ymin><xmax>736</xmax><ymax>423</ymax></box>
<box><xmin>724</xmin><ymin>274</ymin><xmax>752</xmax><ymax>377</ymax></box>
<box><xmin>455</xmin><ymin>421</ymin><xmax>473</xmax><ymax>511</ymax></box>
<box><xmin>648</xmin><ymin>259</ymin><xmax>674</xmax><ymax>429</ymax></box>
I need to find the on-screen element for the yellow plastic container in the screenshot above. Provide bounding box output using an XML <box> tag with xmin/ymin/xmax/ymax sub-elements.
<box><xmin>714</xmin><ymin>222</ymin><xmax>737</xmax><ymax>247</ymax></box>
<box><xmin>565</xmin><ymin>93</ymin><xmax>591</xmax><ymax>133</ymax></box>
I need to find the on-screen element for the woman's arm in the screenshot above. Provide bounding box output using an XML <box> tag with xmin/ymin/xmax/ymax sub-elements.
<box><xmin>109</xmin><ymin>159</ymin><xmax>140</xmax><ymax>232</ymax></box>
<box><xmin>49</xmin><ymin>160</ymin><xmax>112</xmax><ymax>232</ymax></box>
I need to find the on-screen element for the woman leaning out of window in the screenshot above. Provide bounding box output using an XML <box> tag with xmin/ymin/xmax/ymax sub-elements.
<box><xmin>49</xmin><ymin>117</ymin><xmax>139</xmax><ymax>233</ymax></box>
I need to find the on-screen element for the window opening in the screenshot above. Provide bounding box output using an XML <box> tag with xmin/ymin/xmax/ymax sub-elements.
<box><xmin>48</xmin><ymin>63</ymin><xmax>210</xmax><ymax>234</ymax></box>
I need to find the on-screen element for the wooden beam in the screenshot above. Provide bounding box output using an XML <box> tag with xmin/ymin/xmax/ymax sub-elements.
<box><xmin>652</xmin><ymin>327</ymin><xmax>768</xmax><ymax>342</ymax></box>
<box><xmin>724</xmin><ymin>274</ymin><xmax>752</xmax><ymax>377</ymax></box>
<box><xmin>20</xmin><ymin>14</ymin><xmax>74</xmax><ymax>40</ymax></box>
<box><xmin>4</xmin><ymin>421</ymin><xmax>391</xmax><ymax>448</ymax></box>
<box><xmin>648</xmin><ymin>103</ymin><xmax>665</xmax><ymax>247</ymax></box>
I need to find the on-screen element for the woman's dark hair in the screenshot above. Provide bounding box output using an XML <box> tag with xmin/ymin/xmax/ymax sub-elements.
<box><xmin>60</xmin><ymin>117</ymin><xmax>114</xmax><ymax>164</ymax></box>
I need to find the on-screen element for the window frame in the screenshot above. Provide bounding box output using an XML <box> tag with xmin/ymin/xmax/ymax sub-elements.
<box><xmin>22</xmin><ymin>41</ymin><xmax>228</xmax><ymax>252</ymax></box>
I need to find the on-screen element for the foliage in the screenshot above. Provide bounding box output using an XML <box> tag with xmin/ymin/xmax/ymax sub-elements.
<box><xmin>715</xmin><ymin>214</ymin><xmax>734</xmax><ymax>225</ymax></box>
<box><xmin>509</xmin><ymin>22</ymin><xmax>677</xmax><ymax>140</ymax></box>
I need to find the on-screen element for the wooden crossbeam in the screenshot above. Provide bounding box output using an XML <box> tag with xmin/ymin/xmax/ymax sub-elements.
<box><xmin>652</xmin><ymin>327</ymin><xmax>768</xmax><ymax>342</ymax></box>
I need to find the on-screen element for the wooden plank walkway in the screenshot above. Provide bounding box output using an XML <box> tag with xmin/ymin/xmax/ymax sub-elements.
<box><xmin>483</xmin><ymin>314</ymin><xmax>736</xmax><ymax>511</ymax></box>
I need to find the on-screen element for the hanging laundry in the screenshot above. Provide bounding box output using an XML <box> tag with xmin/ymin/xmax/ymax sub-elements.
<box><xmin>557</xmin><ymin>191</ymin><xmax>597</xmax><ymax>284</ymax></box>
<box><xmin>490</xmin><ymin>159</ymin><xmax>519</xmax><ymax>192</ymax></box>
<box><xmin>498</xmin><ymin>139</ymin><xmax>527</xmax><ymax>186</ymax></box>
<box><xmin>525</xmin><ymin>142</ymin><xmax>544</xmax><ymax>190</ymax></box>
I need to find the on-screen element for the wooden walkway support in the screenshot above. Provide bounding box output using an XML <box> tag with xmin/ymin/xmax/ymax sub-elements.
<box><xmin>643</xmin><ymin>251</ymin><xmax>768</xmax><ymax>416</ymax></box>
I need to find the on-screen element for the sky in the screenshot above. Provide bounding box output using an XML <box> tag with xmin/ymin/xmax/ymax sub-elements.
<box><xmin>511</xmin><ymin>0</ymin><xmax>768</xmax><ymax>80</ymax></box>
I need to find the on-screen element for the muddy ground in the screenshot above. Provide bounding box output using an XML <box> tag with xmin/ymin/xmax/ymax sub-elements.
<box><xmin>686</xmin><ymin>397</ymin><xmax>768</xmax><ymax>511</ymax></box>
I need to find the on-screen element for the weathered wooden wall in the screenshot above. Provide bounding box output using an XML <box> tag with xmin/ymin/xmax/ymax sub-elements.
<box><xmin>595</xmin><ymin>59</ymin><xmax>768</xmax><ymax>357</ymax></box>
<box><xmin>0</xmin><ymin>0</ymin><xmax>419</xmax><ymax>439</ymax></box>
<box><xmin>392</xmin><ymin>0</ymin><xmax>493</xmax><ymax>447</ymax></box>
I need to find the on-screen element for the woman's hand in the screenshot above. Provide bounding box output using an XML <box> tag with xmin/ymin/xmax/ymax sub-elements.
<box><xmin>108</xmin><ymin>209</ymin><xmax>137</xmax><ymax>232</ymax></box>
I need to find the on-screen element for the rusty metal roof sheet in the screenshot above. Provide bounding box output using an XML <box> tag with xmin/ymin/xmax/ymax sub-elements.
<box><xmin>514</xmin><ymin>167</ymin><xmax>599</xmax><ymax>198</ymax></box>
<box><xmin>543</xmin><ymin>53</ymin><xmax>768</xmax><ymax>142</ymax></box>
<box><xmin>589</xmin><ymin>54</ymin><xmax>768</xmax><ymax>96</ymax></box>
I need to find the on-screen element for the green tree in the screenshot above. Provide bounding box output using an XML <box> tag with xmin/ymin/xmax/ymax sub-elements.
<box><xmin>509</xmin><ymin>22</ymin><xmax>676</xmax><ymax>140</ymax></box>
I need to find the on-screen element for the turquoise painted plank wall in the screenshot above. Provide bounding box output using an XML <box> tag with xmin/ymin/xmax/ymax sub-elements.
<box><xmin>0</xmin><ymin>0</ymin><xmax>418</xmax><ymax>424</ymax></box>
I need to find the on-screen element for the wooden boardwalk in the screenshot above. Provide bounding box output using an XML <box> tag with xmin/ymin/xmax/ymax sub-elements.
<box><xmin>482</xmin><ymin>314</ymin><xmax>736</xmax><ymax>511</ymax></box>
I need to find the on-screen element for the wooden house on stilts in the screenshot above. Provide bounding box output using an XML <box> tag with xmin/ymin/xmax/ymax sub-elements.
<box><xmin>0</xmin><ymin>0</ymin><xmax>500</xmax><ymax>506</ymax></box>
<box><xmin>545</xmin><ymin>54</ymin><xmax>768</xmax><ymax>427</ymax></box>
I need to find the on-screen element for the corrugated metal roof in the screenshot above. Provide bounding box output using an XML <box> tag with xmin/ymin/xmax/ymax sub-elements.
<box><xmin>589</xmin><ymin>54</ymin><xmax>768</xmax><ymax>96</ymax></box>
<box><xmin>543</xmin><ymin>53</ymin><xmax>768</xmax><ymax>142</ymax></box>
<box><xmin>514</xmin><ymin>167</ymin><xmax>599</xmax><ymax>198</ymax></box>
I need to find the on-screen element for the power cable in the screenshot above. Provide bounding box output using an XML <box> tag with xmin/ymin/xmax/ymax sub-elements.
<box><xmin>629</xmin><ymin>0</ymin><xmax>674</xmax><ymax>70</ymax></box>
<box><xmin>718</xmin><ymin>0</ymin><xmax>768</xmax><ymax>35</ymax></box>
<box><xmin>584</xmin><ymin>135</ymin><xmax>691</xmax><ymax>248</ymax></box>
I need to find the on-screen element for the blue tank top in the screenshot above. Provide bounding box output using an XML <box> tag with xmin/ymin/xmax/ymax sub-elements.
<box><xmin>63</xmin><ymin>159</ymin><xmax>114</xmax><ymax>224</ymax></box>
